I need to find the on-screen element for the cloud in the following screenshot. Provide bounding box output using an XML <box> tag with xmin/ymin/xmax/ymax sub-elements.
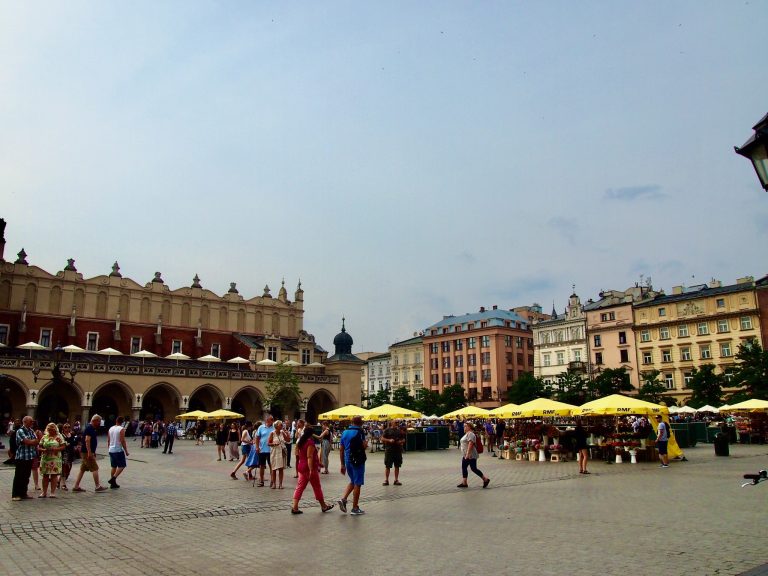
<box><xmin>488</xmin><ymin>274</ymin><xmax>556</xmax><ymax>302</ymax></box>
<box><xmin>456</xmin><ymin>251</ymin><xmax>476</xmax><ymax>265</ymax></box>
<box><xmin>604</xmin><ymin>185</ymin><xmax>664</xmax><ymax>201</ymax></box>
<box><xmin>547</xmin><ymin>217</ymin><xmax>579</xmax><ymax>244</ymax></box>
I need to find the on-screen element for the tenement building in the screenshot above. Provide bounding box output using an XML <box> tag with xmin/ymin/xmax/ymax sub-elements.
<box><xmin>533</xmin><ymin>292</ymin><xmax>587</xmax><ymax>385</ymax></box>
<box><xmin>423</xmin><ymin>306</ymin><xmax>535</xmax><ymax>408</ymax></box>
<box><xmin>0</xmin><ymin>219</ymin><xmax>360</xmax><ymax>427</ymax></box>
<box><xmin>633</xmin><ymin>278</ymin><xmax>762</xmax><ymax>401</ymax></box>
<box><xmin>389</xmin><ymin>334</ymin><xmax>423</xmax><ymax>396</ymax></box>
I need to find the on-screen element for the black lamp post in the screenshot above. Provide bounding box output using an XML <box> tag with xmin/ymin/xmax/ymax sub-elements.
<box><xmin>735</xmin><ymin>112</ymin><xmax>768</xmax><ymax>191</ymax></box>
<box><xmin>32</xmin><ymin>342</ymin><xmax>77</xmax><ymax>384</ymax></box>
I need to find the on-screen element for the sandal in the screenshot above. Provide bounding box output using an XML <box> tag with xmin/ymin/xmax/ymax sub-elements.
<box><xmin>382</xmin><ymin>481</ymin><xmax>389</xmax><ymax>486</ymax></box>
<box><xmin>73</xmin><ymin>487</ymin><xmax>86</xmax><ymax>493</ymax></box>
<box><xmin>290</xmin><ymin>509</ymin><xmax>303</xmax><ymax>515</ymax></box>
<box><xmin>38</xmin><ymin>494</ymin><xmax>47</xmax><ymax>498</ymax></box>
<box><xmin>321</xmin><ymin>503</ymin><xmax>335</xmax><ymax>513</ymax></box>
<box><xmin>60</xmin><ymin>485</ymin><xmax>68</xmax><ymax>491</ymax></box>
<box><xmin>393</xmin><ymin>481</ymin><xmax>402</xmax><ymax>486</ymax></box>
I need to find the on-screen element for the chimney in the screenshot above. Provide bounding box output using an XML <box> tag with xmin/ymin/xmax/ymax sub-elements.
<box><xmin>672</xmin><ymin>286</ymin><xmax>684</xmax><ymax>295</ymax></box>
<box><xmin>736</xmin><ymin>276</ymin><xmax>754</xmax><ymax>285</ymax></box>
<box><xmin>479</xmin><ymin>307</ymin><xmax>485</xmax><ymax>313</ymax></box>
<box><xmin>492</xmin><ymin>305</ymin><xmax>498</xmax><ymax>310</ymax></box>
<box><xmin>709</xmin><ymin>278</ymin><xmax>722</xmax><ymax>288</ymax></box>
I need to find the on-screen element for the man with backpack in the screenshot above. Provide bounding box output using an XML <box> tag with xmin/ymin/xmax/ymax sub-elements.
<box><xmin>338</xmin><ymin>415</ymin><xmax>368</xmax><ymax>515</ymax></box>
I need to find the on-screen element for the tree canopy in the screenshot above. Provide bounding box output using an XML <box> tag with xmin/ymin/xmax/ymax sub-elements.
<box><xmin>264</xmin><ymin>363</ymin><xmax>302</xmax><ymax>415</ymax></box>
<box><xmin>685</xmin><ymin>364</ymin><xmax>724</xmax><ymax>408</ymax></box>
<box><xmin>637</xmin><ymin>370</ymin><xmax>667</xmax><ymax>405</ymax></box>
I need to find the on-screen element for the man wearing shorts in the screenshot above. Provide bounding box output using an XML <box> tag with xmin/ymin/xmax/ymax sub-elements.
<box><xmin>107</xmin><ymin>416</ymin><xmax>129</xmax><ymax>488</ymax></box>
<box><xmin>382</xmin><ymin>419</ymin><xmax>404</xmax><ymax>486</ymax></box>
<box><xmin>656</xmin><ymin>415</ymin><xmax>670</xmax><ymax>468</ymax></box>
<box><xmin>73</xmin><ymin>414</ymin><xmax>108</xmax><ymax>493</ymax></box>
<box><xmin>255</xmin><ymin>415</ymin><xmax>274</xmax><ymax>487</ymax></box>
<box><xmin>339</xmin><ymin>415</ymin><xmax>368</xmax><ymax>515</ymax></box>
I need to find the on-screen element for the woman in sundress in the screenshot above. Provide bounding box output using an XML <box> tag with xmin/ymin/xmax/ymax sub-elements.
<box><xmin>39</xmin><ymin>422</ymin><xmax>66</xmax><ymax>498</ymax></box>
<box><xmin>268</xmin><ymin>420</ymin><xmax>289</xmax><ymax>489</ymax></box>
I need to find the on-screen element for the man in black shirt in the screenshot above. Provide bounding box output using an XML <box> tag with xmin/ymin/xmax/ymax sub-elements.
<box><xmin>382</xmin><ymin>420</ymin><xmax>404</xmax><ymax>486</ymax></box>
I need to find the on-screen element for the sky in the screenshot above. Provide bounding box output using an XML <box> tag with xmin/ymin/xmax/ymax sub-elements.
<box><xmin>1</xmin><ymin>2</ymin><xmax>767</xmax><ymax>354</ymax></box>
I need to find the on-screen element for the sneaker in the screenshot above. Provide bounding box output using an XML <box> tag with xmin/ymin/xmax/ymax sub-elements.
<box><xmin>350</xmin><ymin>508</ymin><xmax>365</xmax><ymax>515</ymax></box>
<box><xmin>337</xmin><ymin>499</ymin><xmax>347</xmax><ymax>513</ymax></box>
<box><xmin>661</xmin><ymin>464</ymin><xmax>669</xmax><ymax>468</ymax></box>
<box><xmin>483</xmin><ymin>478</ymin><xmax>490</xmax><ymax>489</ymax></box>
<box><xmin>11</xmin><ymin>496</ymin><xmax>22</xmax><ymax>501</ymax></box>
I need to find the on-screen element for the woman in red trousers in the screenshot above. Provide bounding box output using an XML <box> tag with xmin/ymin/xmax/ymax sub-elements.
<box><xmin>291</xmin><ymin>426</ymin><xmax>334</xmax><ymax>514</ymax></box>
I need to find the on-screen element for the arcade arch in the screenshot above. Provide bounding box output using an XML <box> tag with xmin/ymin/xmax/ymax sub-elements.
<box><xmin>91</xmin><ymin>380</ymin><xmax>133</xmax><ymax>429</ymax></box>
<box><xmin>188</xmin><ymin>383</ymin><xmax>225</xmax><ymax>413</ymax></box>
<box><xmin>231</xmin><ymin>386</ymin><xmax>265</xmax><ymax>423</ymax></box>
<box><xmin>36</xmin><ymin>378</ymin><xmax>83</xmax><ymax>425</ymax></box>
<box><xmin>141</xmin><ymin>382</ymin><xmax>181</xmax><ymax>422</ymax></box>
<box><xmin>0</xmin><ymin>375</ymin><xmax>27</xmax><ymax>424</ymax></box>
<box><xmin>306</xmin><ymin>389</ymin><xmax>336</xmax><ymax>424</ymax></box>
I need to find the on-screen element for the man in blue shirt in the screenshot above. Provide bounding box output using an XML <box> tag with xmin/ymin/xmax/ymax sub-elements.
<box><xmin>73</xmin><ymin>414</ymin><xmax>108</xmax><ymax>493</ymax></box>
<box><xmin>255</xmin><ymin>415</ymin><xmax>274</xmax><ymax>487</ymax></box>
<box><xmin>11</xmin><ymin>416</ymin><xmax>39</xmax><ymax>501</ymax></box>
<box><xmin>163</xmin><ymin>420</ymin><xmax>178</xmax><ymax>454</ymax></box>
<box><xmin>338</xmin><ymin>415</ymin><xmax>368</xmax><ymax>515</ymax></box>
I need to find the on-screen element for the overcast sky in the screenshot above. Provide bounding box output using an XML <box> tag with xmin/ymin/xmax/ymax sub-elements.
<box><xmin>1</xmin><ymin>2</ymin><xmax>767</xmax><ymax>354</ymax></box>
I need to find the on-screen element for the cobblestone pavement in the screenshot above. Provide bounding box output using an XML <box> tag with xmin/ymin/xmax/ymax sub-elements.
<box><xmin>1</xmin><ymin>438</ymin><xmax>766</xmax><ymax>576</ymax></box>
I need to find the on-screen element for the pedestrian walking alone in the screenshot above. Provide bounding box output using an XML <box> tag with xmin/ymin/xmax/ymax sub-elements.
<box><xmin>291</xmin><ymin>426</ymin><xmax>334</xmax><ymax>514</ymax></box>
<box><xmin>456</xmin><ymin>422</ymin><xmax>490</xmax><ymax>489</ymax></box>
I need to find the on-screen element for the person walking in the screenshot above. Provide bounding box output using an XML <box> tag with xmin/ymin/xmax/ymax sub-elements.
<box><xmin>163</xmin><ymin>420</ymin><xmax>177</xmax><ymax>454</ymax></box>
<box><xmin>268</xmin><ymin>420</ymin><xmax>289</xmax><ymax>489</ymax></box>
<box><xmin>292</xmin><ymin>420</ymin><xmax>305</xmax><ymax>478</ymax></box>
<box><xmin>456</xmin><ymin>422</ymin><xmax>490</xmax><ymax>489</ymax></box>
<box><xmin>11</xmin><ymin>416</ymin><xmax>40</xmax><ymax>501</ymax></box>
<box><xmin>290</xmin><ymin>425</ymin><xmax>334</xmax><ymax>514</ymax></box>
<box><xmin>73</xmin><ymin>414</ymin><xmax>108</xmax><ymax>493</ymax></box>
<box><xmin>58</xmin><ymin>422</ymin><xmax>77</xmax><ymax>491</ymax></box>
<box><xmin>38</xmin><ymin>422</ymin><xmax>66</xmax><ymax>498</ymax></box>
<box><xmin>338</xmin><ymin>415</ymin><xmax>368</xmax><ymax>515</ymax></box>
<box><xmin>226</xmin><ymin>422</ymin><xmax>239</xmax><ymax>461</ymax></box>
<box><xmin>107</xmin><ymin>416</ymin><xmax>129</xmax><ymax>488</ymax></box>
<box><xmin>230</xmin><ymin>423</ymin><xmax>252</xmax><ymax>479</ymax></box>
<box><xmin>574</xmin><ymin>422</ymin><xmax>589</xmax><ymax>474</ymax></box>
<box><xmin>656</xmin><ymin>415</ymin><xmax>670</xmax><ymax>468</ymax></box>
<box><xmin>254</xmin><ymin>415</ymin><xmax>275</xmax><ymax>487</ymax></box>
<box><xmin>215</xmin><ymin>423</ymin><xmax>228</xmax><ymax>461</ymax></box>
<box><xmin>382</xmin><ymin>419</ymin><xmax>404</xmax><ymax>486</ymax></box>
<box><xmin>284</xmin><ymin>418</ymin><xmax>293</xmax><ymax>469</ymax></box>
<box><xmin>317</xmin><ymin>422</ymin><xmax>332</xmax><ymax>474</ymax></box>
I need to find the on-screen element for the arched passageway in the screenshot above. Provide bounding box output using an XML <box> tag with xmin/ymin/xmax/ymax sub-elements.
<box><xmin>188</xmin><ymin>384</ymin><xmax>224</xmax><ymax>413</ymax></box>
<box><xmin>0</xmin><ymin>376</ymin><xmax>27</xmax><ymax>427</ymax></box>
<box><xmin>91</xmin><ymin>381</ymin><xmax>133</xmax><ymax>429</ymax></box>
<box><xmin>231</xmin><ymin>387</ymin><xmax>264</xmax><ymax>424</ymax></box>
<box><xmin>306</xmin><ymin>389</ymin><xmax>336</xmax><ymax>424</ymax></box>
<box><xmin>36</xmin><ymin>378</ymin><xmax>81</xmax><ymax>425</ymax></box>
<box><xmin>141</xmin><ymin>383</ymin><xmax>180</xmax><ymax>422</ymax></box>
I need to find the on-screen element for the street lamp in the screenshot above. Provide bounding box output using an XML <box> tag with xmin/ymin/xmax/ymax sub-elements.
<box><xmin>735</xmin><ymin>112</ymin><xmax>768</xmax><ymax>191</ymax></box>
<box><xmin>32</xmin><ymin>342</ymin><xmax>77</xmax><ymax>384</ymax></box>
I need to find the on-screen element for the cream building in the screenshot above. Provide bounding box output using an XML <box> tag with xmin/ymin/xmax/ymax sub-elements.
<box><xmin>533</xmin><ymin>293</ymin><xmax>586</xmax><ymax>384</ymax></box>
<box><xmin>633</xmin><ymin>278</ymin><xmax>761</xmax><ymax>402</ymax></box>
<box><xmin>389</xmin><ymin>335</ymin><xmax>424</xmax><ymax>396</ymax></box>
<box><xmin>365</xmin><ymin>352</ymin><xmax>391</xmax><ymax>402</ymax></box>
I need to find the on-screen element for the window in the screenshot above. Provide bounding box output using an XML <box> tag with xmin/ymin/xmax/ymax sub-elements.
<box><xmin>481</xmin><ymin>335</ymin><xmax>490</xmax><ymax>348</ymax></box>
<box><xmin>573</xmin><ymin>350</ymin><xmax>581</xmax><ymax>362</ymax></box>
<box><xmin>740</xmin><ymin>316</ymin><xmax>753</xmax><ymax>330</ymax></box>
<box><xmin>455</xmin><ymin>355</ymin><xmax>464</xmax><ymax>368</ymax></box>
<box><xmin>482</xmin><ymin>369</ymin><xmax>492</xmax><ymax>382</ymax></box>
<box><xmin>664</xmin><ymin>373</ymin><xmax>674</xmax><ymax>389</ymax></box>
<box><xmin>516</xmin><ymin>336</ymin><xmax>523</xmax><ymax>349</ymax></box>
<box><xmin>172</xmin><ymin>340</ymin><xmax>182</xmax><ymax>354</ymax></box>
<box><xmin>700</xmin><ymin>345</ymin><xmax>711</xmax><ymax>360</ymax></box>
<box><xmin>697</xmin><ymin>322</ymin><xmax>709</xmax><ymax>335</ymax></box>
<box><xmin>454</xmin><ymin>325</ymin><xmax>462</xmax><ymax>333</ymax></box>
<box><xmin>662</xmin><ymin>349</ymin><xmax>672</xmax><ymax>362</ymax></box>
<box><xmin>0</xmin><ymin>324</ymin><xmax>8</xmax><ymax>345</ymax></box>
<box><xmin>595</xmin><ymin>352</ymin><xmax>603</xmax><ymax>365</ymax></box>
<box><xmin>720</xmin><ymin>342</ymin><xmax>732</xmax><ymax>357</ymax></box>
<box><xmin>680</xmin><ymin>347</ymin><xmax>691</xmax><ymax>361</ymax></box>
<box><xmin>469</xmin><ymin>370</ymin><xmax>477</xmax><ymax>383</ymax></box>
<box><xmin>39</xmin><ymin>329</ymin><xmax>52</xmax><ymax>348</ymax></box>
<box><xmin>684</xmin><ymin>372</ymin><xmax>693</xmax><ymax>387</ymax></box>
<box><xmin>455</xmin><ymin>372</ymin><xmax>464</xmax><ymax>385</ymax></box>
<box><xmin>640</xmin><ymin>330</ymin><xmax>650</xmax><ymax>343</ymax></box>
<box><xmin>556</xmin><ymin>352</ymin><xmax>565</xmax><ymax>365</ymax></box>
<box><xmin>678</xmin><ymin>324</ymin><xmax>689</xmax><ymax>337</ymax></box>
<box><xmin>86</xmin><ymin>332</ymin><xmax>99</xmax><ymax>351</ymax></box>
<box><xmin>717</xmin><ymin>319</ymin><xmax>729</xmax><ymax>333</ymax></box>
<box><xmin>130</xmin><ymin>337</ymin><xmax>142</xmax><ymax>354</ymax></box>
<box><xmin>504</xmin><ymin>336</ymin><xmax>512</xmax><ymax>347</ymax></box>
<box><xmin>716</xmin><ymin>298</ymin><xmax>725</xmax><ymax>308</ymax></box>
<box><xmin>618</xmin><ymin>331</ymin><xmax>627</xmax><ymax>344</ymax></box>
<box><xmin>642</xmin><ymin>351</ymin><xmax>652</xmax><ymax>364</ymax></box>
<box><xmin>506</xmin><ymin>369</ymin><xmax>513</xmax><ymax>382</ymax></box>
<box><xmin>414</xmin><ymin>352</ymin><xmax>421</xmax><ymax>363</ymax></box>
<box><xmin>659</xmin><ymin>327</ymin><xmax>670</xmax><ymax>340</ymax></box>
<box><xmin>658</xmin><ymin>307</ymin><xmax>666</xmax><ymax>317</ymax></box>
<box><xmin>442</xmin><ymin>357</ymin><xmax>450</xmax><ymax>369</ymax></box>
<box><xmin>593</xmin><ymin>335</ymin><xmax>602</xmax><ymax>347</ymax></box>
<box><xmin>481</xmin><ymin>352</ymin><xmax>490</xmax><ymax>364</ymax></box>
<box><xmin>505</xmin><ymin>352</ymin><xmax>513</xmax><ymax>364</ymax></box>
<box><xmin>454</xmin><ymin>339</ymin><xmax>463</xmax><ymax>351</ymax></box>
<box><xmin>430</xmin><ymin>343</ymin><xmax>438</xmax><ymax>354</ymax></box>
<box><xmin>468</xmin><ymin>354</ymin><xmax>477</xmax><ymax>366</ymax></box>
<box><xmin>301</xmin><ymin>349</ymin><xmax>310</xmax><ymax>364</ymax></box>
<box><xmin>480</xmin><ymin>321</ymin><xmax>487</xmax><ymax>328</ymax></box>
<box><xmin>601</xmin><ymin>312</ymin><xmax>616</xmax><ymax>321</ymax></box>
<box><xmin>543</xmin><ymin>354</ymin><xmax>551</xmax><ymax>367</ymax></box>
<box><xmin>468</xmin><ymin>337</ymin><xmax>476</xmax><ymax>349</ymax></box>
<box><xmin>441</xmin><ymin>341</ymin><xmax>450</xmax><ymax>352</ymax></box>
<box><xmin>267</xmin><ymin>346</ymin><xmax>278</xmax><ymax>362</ymax></box>
<box><xmin>430</xmin><ymin>358</ymin><xmax>438</xmax><ymax>370</ymax></box>
<box><xmin>620</xmin><ymin>349</ymin><xmax>629</xmax><ymax>363</ymax></box>
<box><xmin>442</xmin><ymin>373</ymin><xmax>451</xmax><ymax>385</ymax></box>
<box><xmin>431</xmin><ymin>374</ymin><xmax>439</xmax><ymax>385</ymax></box>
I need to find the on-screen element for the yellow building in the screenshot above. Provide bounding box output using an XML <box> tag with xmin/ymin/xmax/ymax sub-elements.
<box><xmin>389</xmin><ymin>335</ymin><xmax>424</xmax><ymax>396</ymax></box>
<box><xmin>633</xmin><ymin>278</ymin><xmax>761</xmax><ymax>402</ymax></box>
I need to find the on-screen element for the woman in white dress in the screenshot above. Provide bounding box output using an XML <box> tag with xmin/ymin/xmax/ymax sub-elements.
<box><xmin>268</xmin><ymin>420</ymin><xmax>290</xmax><ymax>489</ymax></box>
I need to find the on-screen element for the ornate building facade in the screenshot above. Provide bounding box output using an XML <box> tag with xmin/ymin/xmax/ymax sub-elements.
<box><xmin>389</xmin><ymin>334</ymin><xmax>423</xmax><ymax>396</ymax></box>
<box><xmin>0</xmin><ymin>219</ymin><xmax>361</xmax><ymax>426</ymax></box>
<box><xmin>533</xmin><ymin>292</ymin><xmax>586</xmax><ymax>384</ymax></box>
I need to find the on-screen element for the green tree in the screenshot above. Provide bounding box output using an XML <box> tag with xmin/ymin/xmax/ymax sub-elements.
<box><xmin>685</xmin><ymin>364</ymin><xmax>724</xmax><ymax>408</ymax></box>
<box><xmin>732</xmin><ymin>339</ymin><xmax>768</xmax><ymax>399</ymax></box>
<box><xmin>367</xmin><ymin>388</ymin><xmax>391</xmax><ymax>409</ymax></box>
<box><xmin>414</xmin><ymin>388</ymin><xmax>441</xmax><ymax>416</ymax></box>
<box><xmin>588</xmin><ymin>367</ymin><xmax>633</xmax><ymax>400</ymax></box>
<box><xmin>439</xmin><ymin>384</ymin><xmax>467</xmax><ymax>415</ymax></box>
<box><xmin>265</xmin><ymin>363</ymin><xmax>302</xmax><ymax>416</ymax></box>
<box><xmin>637</xmin><ymin>370</ymin><xmax>667</xmax><ymax>405</ymax></box>
<box><xmin>391</xmin><ymin>386</ymin><xmax>416</xmax><ymax>410</ymax></box>
<box><xmin>550</xmin><ymin>369</ymin><xmax>588</xmax><ymax>405</ymax></box>
<box><xmin>507</xmin><ymin>372</ymin><xmax>546</xmax><ymax>404</ymax></box>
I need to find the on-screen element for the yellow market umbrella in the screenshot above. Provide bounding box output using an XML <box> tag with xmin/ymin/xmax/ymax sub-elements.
<box><xmin>205</xmin><ymin>409</ymin><xmax>244</xmax><ymax>420</ymax></box>
<box><xmin>509</xmin><ymin>398</ymin><xmax>577</xmax><ymax>418</ymax></box>
<box><xmin>366</xmin><ymin>403</ymin><xmax>423</xmax><ymax>421</ymax></box>
<box><xmin>724</xmin><ymin>399</ymin><xmax>768</xmax><ymax>413</ymax></box>
<box><xmin>318</xmin><ymin>405</ymin><xmax>370</xmax><ymax>421</ymax></box>
<box><xmin>177</xmin><ymin>410</ymin><xmax>210</xmax><ymax>419</ymax></box>
<box><xmin>488</xmin><ymin>403</ymin><xmax>520</xmax><ymax>418</ymax></box>
<box><xmin>441</xmin><ymin>406</ymin><xmax>491</xmax><ymax>419</ymax></box>
<box><xmin>573</xmin><ymin>394</ymin><xmax>668</xmax><ymax>417</ymax></box>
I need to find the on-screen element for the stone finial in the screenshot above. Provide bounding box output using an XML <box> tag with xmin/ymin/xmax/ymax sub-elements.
<box><xmin>110</xmin><ymin>261</ymin><xmax>122</xmax><ymax>277</ymax></box>
<box><xmin>16</xmin><ymin>248</ymin><xmax>28</xmax><ymax>265</ymax></box>
<box><xmin>192</xmin><ymin>274</ymin><xmax>202</xmax><ymax>289</ymax></box>
<box><xmin>228</xmin><ymin>282</ymin><xmax>239</xmax><ymax>294</ymax></box>
<box><xmin>64</xmin><ymin>258</ymin><xmax>77</xmax><ymax>272</ymax></box>
<box><xmin>152</xmin><ymin>272</ymin><xmax>164</xmax><ymax>283</ymax></box>
<box><xmin>263</xmin><ymin>284</ymin><xmax>272</xmax><ymax>297</ymax></box>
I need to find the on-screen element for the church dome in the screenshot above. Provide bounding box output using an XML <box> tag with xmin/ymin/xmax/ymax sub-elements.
<box><xmin>333</xmin><ymin>318</ymin><xmax>353</xmax><ymax>355</ymax></box>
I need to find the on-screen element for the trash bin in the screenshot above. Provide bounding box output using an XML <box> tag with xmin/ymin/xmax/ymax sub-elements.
<box><xmin>714</xmin><ymin>433</ymin><xmax>729</xmax><ymax>457</ymax></box>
